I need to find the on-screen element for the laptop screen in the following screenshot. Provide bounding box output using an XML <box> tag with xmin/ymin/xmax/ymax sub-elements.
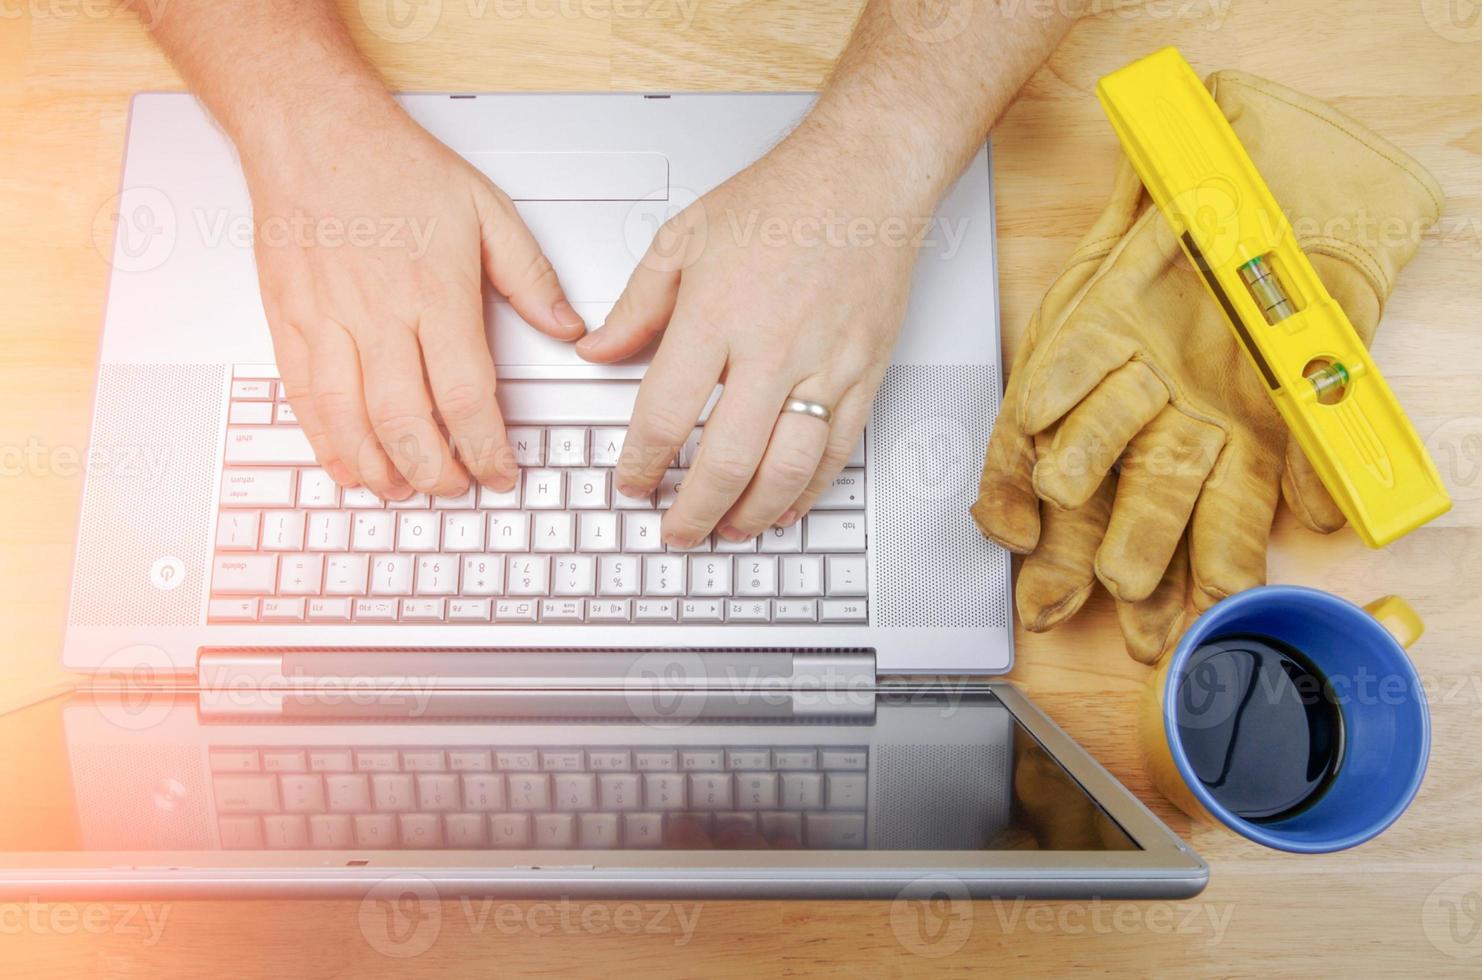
<box><xmin>1</xmin><ymin>689</ymin><xmax>1134</xmax><ymax>857</ymax></box>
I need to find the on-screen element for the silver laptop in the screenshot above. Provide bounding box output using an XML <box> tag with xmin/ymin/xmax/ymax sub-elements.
<box><xmin>16</xmin><ymin>92</ymin><xmax>1205</xmax><ymax>899</ymax></box>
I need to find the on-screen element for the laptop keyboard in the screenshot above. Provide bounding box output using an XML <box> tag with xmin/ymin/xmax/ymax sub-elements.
<box><xmin>210</xmin><ymin>744</ymin><xmax>869</xmax><ymax>850</ymax></box>
<box><xmin>210</xmin><ymin>370</ymin><xmax>869</xmax><ymax>626</ymax></box>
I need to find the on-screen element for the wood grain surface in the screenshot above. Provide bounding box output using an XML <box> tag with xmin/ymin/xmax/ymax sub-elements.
<box><xmin>2</xmin><ymin>0</ymin><xmax>1481</xmax><ymax>975</ymax></box>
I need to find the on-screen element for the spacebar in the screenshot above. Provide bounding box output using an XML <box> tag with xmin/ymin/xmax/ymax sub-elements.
<box><xmin>223</xmin><ymin>427</ymin><xmax>316</xmax><ymax>465</ymax></box>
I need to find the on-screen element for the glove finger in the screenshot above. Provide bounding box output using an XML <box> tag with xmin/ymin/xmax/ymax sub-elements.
<box><xmin>1095</xmin><ymin>407</ymin><xmax>1225</xmax><ymax>603</ymax></box>
<box><xmin>1032</xmin><ymin>359</ymin><xmax>1168</xmax><ymax>509</ymax></box>
<box><xmin>1016</xmin><ymin>474</ymin><xmax>1116</xmax><ymax>631</ymax></box>
<box><xmin>1115</xmin><ymin>535</ymin><xmax>1190</xmax><ymax>666</ymax></box>
<box><xmin>1280</xmin><ymin>440</ymin><xmax>1347</xmax><ymax>533</ymax></box>
<box><xmin>1191</xmin><ymin>435</ymin><xmax>1280</xmax><ymax>611</ymax></box>
<box><xmin>973</xmin><ymin>310</ymin><xmax>1046</xmax><ymax>553</ymax></box>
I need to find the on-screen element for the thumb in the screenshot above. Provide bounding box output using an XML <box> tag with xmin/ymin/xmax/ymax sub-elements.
<box><xmin>476</xmin><ymin>181</ymin><xmax>586</xmax><ymax>341</ymax></box>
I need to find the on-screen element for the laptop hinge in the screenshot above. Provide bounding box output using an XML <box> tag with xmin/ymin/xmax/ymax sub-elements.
<box><xmin>196</xmin><ymin>649</ymin><xmax>876</xmax><ymax>720</ymax></box>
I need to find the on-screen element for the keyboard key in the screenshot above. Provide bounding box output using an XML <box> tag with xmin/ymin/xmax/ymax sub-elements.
<box><xmin>486</xmin><ymin>512</ymin><xmax>531</xmax><ymax>551</ymax></box>
<box><xmin>262</xmin><ymin>750</ymin><xmax>308</xmax><ymax>772</ymax></box>
<box><xmin>773</xmin><ymin>750</ymin><xmax>818</xmax><ymax>770</ymax></box>
<box><xmin>781</xmin><ymin>556</ymin><xmax>824</xmax><ymax>595</ymax></box>
<box><xmin>714</xmin><ymin>533</ymin><xmax>757</xmax><ymax>554</ymax></box>
<box><xmin>388</xmin><ymin>492</ymin><xmax>430</xmax><ymax>510</ymax></box>
<box><xmin>623</xmin><ymin>813</ymin><xmax>663</xmax><ymax>847</ymax></box>
<box><xmin>212</xmin><ymin>555</ymin><xmax>278</xmax><ymax>595</ymax></box>
<box><xmin>342</xmin><ymin>487</ymin><xmax>383</xmax><ymax>508</ymax></box>
<box><xmin>461</xmin><ymin>774</ymin><xmax>506</xmax><ymax>810</ymax></box>
<box><xmin>307</xmin><ymin>597</ymin><xmax>352</xmax><ymax>621</ymax></box>
<box><xmin>680</xmin><ymin>599</ymin><xmax>724</xmax><ymax>622</ymax></box>
<box><xmin>415</xmin><ymin>773</ymin><xmax>460</xmax><ymax>811</ymax></box>
<box><xmin>400</xmin><ymin>814</ymin><xmax>443</xmax><ymax>848</ymax></box>
<box><xmin>278</xmin><ymin>554</ymin><xmax>323</xmax><ymax>595</ymax></box>
<box><xmin>297</xmin><ymin>468</ymin><xmax>340</xmax><ymax>508</ymax></box>
<box><xmin>588</xmin><ymin>751</ymin><xmax>631</xmax><ymax>771</ymax></box>
<box><xmin>679</xmin><ymin>429</ymin><xmax>704</xmax><ymax>467</ymax></box>
<box><xmin>553</xmin><ymin>772</ymin><xmax>596</xmax><ymax>809</ymax></box>
<box><xmin>643</xmin><ymin>555</ymin><xmax>685</xmax><ymax>596</ymax></box>
<box><xmin>827</xmin><ymin>773</ymin><xmax>869</xmax><ymax>809</ymax></box>
<box><xmin>213</xmin><ymin>775</ymin><xmax>279</xmax><ymax>813</ymax></box>
<box><xmin>507</xmin><ymin>773</ymin><xmax>550</xmax><ymax>810</ymax></box>
<box><xmin>448</xmin><ymin>598</ymin><xmax>492</xmax><ymax>621</ymax></box>
<box><xmin>588</xmin><ymin>598</ymin><xmax>632</xmax><ymax>621</ymax></box>
<box><xmin>805</xmin><ymin>512</ymin><xmax>865</xmax><ymax>552</ymax></box>
<box><xmin>229</xmin><ymin>400</ymin><xmax>274</xmax><ymax>424</ymax></box>
<box><xmin>548</xmin><ymin>427</ymin><xmax>588</xmax><ymax>466</ymax></box>
<box><xmin>634</xmin><ymin>598</ymin><xmax>676</xmax><ymax>622</ymax></box>
<box><xmin>507</xmin><ymin>427</ymin><xmax>544</xmax><ymax>466</ymax></box>
<box><xmin>679</xmin><ymin>751</ymin><xmax>723</xmax><ymax>771</ymax></box>
<box><xmin>815</xmin><ymin>469</ymin><xmax>865</xmax><ymax>509</ymax></box>
<box><xmin>224</xmin><ymin>426</ymin><xmax>316</xmax><ymax>465</ymax></box>
<box><xmin>579</xmin><ymin>813</ymin><xmax>619</xmax><ymax>848</ymax></box>
<box><xmin>727</xmin><ymin>599</ymin><xmax>770</xmax><ymax>622</ymax></box>
<box><xmin>432</xmin><ymin>486</ymin><xmax>476</xmax><ymax>509</ymax></box>
<box><xmin>591</xmin><ymin>427</ymin><xmax>626</xmax><ymax>467</ymax></box>
<box><xmin>506</xmin><ymin>556</ymin><xmax>550</xmax><ymax>596</ymax></box>
<box><xmin>820</xmin><ymin>599</ymin><xmax>868</xmax><ymax>622</ymax></box>
<box><xmin>260</xmin><ymin>510</ymin><xmax>306</xmax><ymax>551</ymax></box>
<box><xmin>820</xmin><ymin>749</ymin><xmax>868</xmax><ymax>770</ymax></box>
<box><xmin>216</xmin><ymin>511</ymin><xmax>260</xmax><ymax>550</ymax></box>
<box><xmin>445</xmin><ymin>813</ymin><xmax>487</xmax><ymax>847</ymax></box>
<box><xmin>209</xmin><ymin>749</ymin><xmax>259</xmax><ymax>772</ymax></box>
<box><xmin>657</xmin><ymin>469</ymin><xmax>684</xmax><ymax>509</ymax></box>
<box><xmin>231</xmin><ymin>379</ymin><xmax>274</xmax><ymax>400</ymax></box>
<box><xmin>449</xmin><ymin>750</ymin><xmax>493</xmax><ymax>772</ymax></box>
<box><xmin>760</xmin><ymin>811</ymin><xmax>804</xmax><ymax>846</ymax></box>
<box><xmin>397</xmin><ymin>511</ymin><xmax>440</xmax><ymax>552</ymax></box>
<box><xmin>688</xmin><ymin>557</ymin><xmax>731</xmax><ymax>596</ymax></box>
<box><xmin>306</xmin><ymin>511</ymin><xmax>350</xmax><ymax>551</ymax></box>
<box><xmin>219</xmin><ymin>817</ymin><xmax>263</xmax><ymax>849</ymax></box>
<box><xmin>263</xmin><ymin>815</ymin><xmax>310</xmax><ymax>849</ymax></box>
<box><xmin>308</xmin><ymin>749</ymin><xmax>354</xmax><ymax>772</ymax></box>
<box><xmin>495</xmin><ymin>599</ymin><xmax>537</xmax><ymax>622</ymax></box>
<box><xmin>369</xmin><ymin>555</ymin><xmax>413</xmax><ymax>595</ymax></box>
<box><xmin>542</xmin><ymin>750</ymin><xmax>585</xmax><ymax>772</ymax></box>
<box><xmin>532</xmin><ymin>512</ymin><xmax>575</xmax><ymax>552</ymax></box>
<box><xmin>415</xmin><ymin>554</ymin><xmax>459</xmax><ymax>595</ymax></box>
<box><xmin>567</xmin><ymin>469</ymin><xmax>608</xmax><ymax>508</ymax></box>
<box><xmin>351</xmin><ymin>512</ymin><xmax>395</xmax><ymax>552</ymax></box>
<box><xmin>541</xmin><ymin>598</ymin><xmax>584</xmax><ymax>621</ymax></box>
<box><xmin>221</xmin><ymin>468</ymin><xmax>295</xmax><ymax>507</ymax></box>
<box><xmin>688</xmin><ymin>773</ymin><xmax>733</xmax><ymax>810</ymax></box>
<box><xmin>774</xmin><ymin>599</ymin><xmax>817</xmax><ymax>622</ymax></box>
<box><xmin>642</xmin><ymin>774</ymin><xmax>686</xmax><ymax>810</ymax></box>
<box><xmin>553</xmin><ymin>556</ymin><xmax>595</xmax><ymax>596</ymax></box>
<box><xmin>759</xmin><ymin>523</ymin><xmax>802</xmax><ymax>553</ymax></box>
<box><xmin>353</xmin><ymin>597</ymin><xmax>399</xmax><ymax>621</ymax></box>
<box><xmin>847</xmin><ymin>435</ymin><xmax>866</xmax><ymax>467</ymax></box>
<box><xmin>635</xmin><ymin>751</ymin><xmax>677</xmax><ymax>772</ymax></box>
<box><xmin>441</xmin><ymin>512</ymin><xmax>484</xmax><ymax>551</ymax></box>
<box><xmin>353</xmin><ymin>814</ymin><xmax>397</xmax><ymax>848</ymax></box>
<box><xmin>598</xmin><ymin>773</ymin><xmax>641</xmax><ymax>810</ymax></box>
<box><xmin>275</xmin><ymin>402</ymin><xmax>297</xmax><ymax>424</ymax></box>
<box><xmin>524</xmin><ymin>469</ymin><xmax>564</xmax><ymax>508</ymax></box>
<box><xmin>735</xmin><ymin>556</ymin><xmax>778</xmax><ymax>596</ymax></box>
<box><xmin>324</xmin><ymin>555</ymin><xmax>369</xmax><ymax>595</ymax></box>
<box><xmin>490</xmin><ymin>814</ymin><xmax>530</xmax><ymax>847</ymax></box>
<box><xmin>371</xmin><ymin>773</ymin><xmax>416</xmax><ymax>812</ymax></box>
<box><xmin>478</xmin><ymin>482</ymin><xmax>520</xmax><ymax>509</ymax></box>
<box><xmin>805</xmin><ymin>812</ymin><xmax>866</xmax><ymax>848</ymax></box>
<box><xmin>497</xmin><ymin>750</ymin><xmax>539</xmax><ymax>771</ymax></box>
<box><xmin>613</xmin><ymin>486</ymin><xmax>653</xmax><ymax>509</ymax></box>
<box><xmin>460</xmin><ymin>556</ymin><xmax>503</xmax><ymax>596</ymax></box>
<box><xmin>534</xmin><ymin>813</ymin><xmax>576</xmax><ymax>847</ymax></box>
<box><xmin>622</xmin><ymin>512</ymin><xmax>664</xmax><ymax>552</ymax></box>
<box><xmin>600</xmin><ymin>556</ymin><xmax>641</xmax><ymax>596</ymax></box>
<box><xmin>261</xmin><ymin>597</ymin><xmax>306</xmax><ymax>621</ymax></box>
<box><xmin>280</xmin><ymin>774</ymin><xmax>326</xmax><ymax>812</ymax></box>
<box><xmin>827</xmin><ymin>555</ymin><xmax>868</xmax><ymax>596</ymax></box>
<box><xmin>727</xmin><ymin>750</ymin><xmax>771</xmax><ymax>771</ymax></box>
<box><xmin>308</xmin><ymin>814</ymin><xmax>353</xmax><ymax>848</ymax></box>
<box><xmin>781</xmin><ymin>773</ymin><xmax>824</xmax><ymax>809</ymax></box>
<box><xmin>355</xmin><ymin>750</ymin><xmax>399</xmax><ymax>772</ymax></box>
<box><xmin>577</xmin><ymin>512</ymin><xmax>619</xmax><ymax>552</ymax></box>
<box><xmin>400</xmin><ymin>598</ymin><xmax>445</xmax><ymax>621</ymax></box>
<box><xmin>208</xmin><ymin>598</ymin><xmax>259</xmax><ymax>621</ymax></box>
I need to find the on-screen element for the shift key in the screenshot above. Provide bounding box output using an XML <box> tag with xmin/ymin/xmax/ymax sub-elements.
<box><xmin>224</xmin><ymin>427</ymin><xmax>317</xmax><ymax>465</ymax></box>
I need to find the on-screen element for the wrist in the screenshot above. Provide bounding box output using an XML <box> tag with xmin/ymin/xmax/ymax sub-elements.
<box><xmin>230</xmin><ymin>72</ymin><xmax>409</xmax><ymax>185</ymax></box>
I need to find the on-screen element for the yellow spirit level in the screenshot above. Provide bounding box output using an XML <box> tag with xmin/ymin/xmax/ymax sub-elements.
<box><xmin>1096</xmin><ymin>48</ymin><xmax>1450</xmax><ymax>548</ymax></box>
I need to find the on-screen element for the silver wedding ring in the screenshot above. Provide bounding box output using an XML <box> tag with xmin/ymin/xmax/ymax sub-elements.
<box><xmin>782</xmin><ymin>397</ymin><xmax>833</xmax><ymax>423</ymax></box>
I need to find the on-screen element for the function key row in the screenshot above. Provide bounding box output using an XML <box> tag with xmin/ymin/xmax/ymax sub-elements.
<box><xmin>208</xmin><ymin>596</ymin><xmax>869</xmax><ymax>625</ymax></box>
<box><xmin>209</xmin><ymin>746</ymin><xmax>869</xmax><ymax>773</ymax></box>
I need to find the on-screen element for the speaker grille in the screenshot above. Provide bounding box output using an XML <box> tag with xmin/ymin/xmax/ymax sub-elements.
<box><xmin>68</xmin><ymin>364</ymin><xmax>224</xmax><ymax>627</ymax></box>
<box><xmin>68</xmin><ymin>741</ymin><xmax>212</xmax><ymax>850</ymax></box>
<box><xmin>873</xmin><ymin>742</ymin><xmax>1010</xmax><ymax>849</ymax></box>
<box><xmin>872</xmin><ymin>364</ymin><xmax>1007</xmax><ymax>629</ymax></box>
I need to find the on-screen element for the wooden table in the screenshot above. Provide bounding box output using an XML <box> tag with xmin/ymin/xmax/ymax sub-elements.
<box><xmin>3</xmin><ymin>0</ymin><xmax>1481</xmax><ymax>975</ymax></box>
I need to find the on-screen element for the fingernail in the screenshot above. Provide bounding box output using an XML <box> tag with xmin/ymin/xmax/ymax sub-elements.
<box><xmin>552</xmin><ymin>299</ymin><xmax>585</xmax><ymax>331</ymax></box>
<box><xmin>576</xmin><ymin>329</ymin><xmax>604</xmax><ymax>351</ymax></box>
<box><xmin>664</xmin><ymin>532</ymin><xmax>695</xmax><ymax>550</ymax></box>
<box><xmin>325</xmin><ymin>459</ymin><xmax>353</xmax><ymax>485</ymax></box>
<box><xmin>617</xmin><ymin>482</ymin><xmax>643</xmax><ymax>499</ymax></box>
<box><xmin>386</xmin><ymin>481</ymin><xmax>413</xmax><ymax>501</ymax></box>
<box><xmin>718</xmin><ymin>525</ymin><xmax>749</xmax><ymax>543</ymax></box>
<box><xmin>778</xmin><ymin>509</ymin><xmax>799</xmax><ymax>527</ymax></box>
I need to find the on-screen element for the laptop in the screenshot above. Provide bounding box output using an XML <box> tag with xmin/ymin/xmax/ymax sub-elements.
<box><xmin>13</xmin><ymin>92</ymin><xmax>1205</xmax><ymax>899</ymax></box>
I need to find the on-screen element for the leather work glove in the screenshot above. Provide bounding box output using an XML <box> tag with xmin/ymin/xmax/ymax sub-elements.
<box><xmin>972</xmin><ymin>71</ymin><xmax>1444</xmax><ymax>664</ymax></box>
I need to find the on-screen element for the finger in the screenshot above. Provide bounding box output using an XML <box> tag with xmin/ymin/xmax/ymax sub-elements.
<box><xmin>1016</xmin><ymin>474</ymin><xmax>1115</xmax><ymax>632</ymax></box>
<box><xmin>1280</xmin><ymin>439</ymin><xmax>1347</xmax><ymax>533</ymax></box>
<box><xmin>1190</xmin><ymin>436</ymin><xmax>1279</xmax><ymax>611</ymax></box>
<box><xmin>719</xmin><ymin>378</ymin><xmax>843</xmax><ymax>538</ymax></box>
<box><xmin>1095</xmin><ymin>408</ymin><xmax>1225</xmax><ymax>603</ymax></box>
<box><xmin>270</xmin><ymin>322</ymin><xmax>349</xmax><ymax>483</ymax></box>
<box><xmin>662</xmin><ymin>366</ymin><xmax>792</xmax><ymax>548</ymax></box>
<box><xmin>615</xmin><ymin>316</ymin><xmax>725</xmax><ymax>496</ymax></box>
<box><xmin>476</xmin><ymin>182</ymin><xmax>586</xmax><ymax>341</ymax></box>
<box><xmin>783</xmin><ymin>383</ymin><xmax>874</xmax><ymax>524</ymax></box>
<box><xmin>418</xmin><ymin>299</ymin><xmax>518</xmax><ymax>493</ymax></box>
<box><xmin>357</xmin><ymin>324</ymin><xmax>468</xmax><ymax>497</ymax></box>
<box><xmin>1114</xmin><ymin>535</ymin><xmax>1190</xmax><ymax>666</ymax></box>
<box><xmin>307</xmin><ymin>322</ymin><xmax>408</xmax><ymax>499</ymax></box>
<box><xmin>1032</xmin><ymin>360</ymin><xmax>1168</xmax><ymax>510</ymax></box>
<box><xmin>576</xmin><ymin>240</ymin><xmax>683</xmax><ymax>364</ymax></box>
<box><xmin>971</xmin><ymin>307</ymin><xmax>1045</xmax><ymax>553</ymax></box>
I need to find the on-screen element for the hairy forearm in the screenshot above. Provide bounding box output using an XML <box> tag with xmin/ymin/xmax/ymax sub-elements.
<box><xmin>141</xmin><ymin>0</ymin><xmax>399</xmax><ymax>172</ymax></box>
<box><xmin>796</xmin><ymin>0</ymin><xmax>1086</xmax><ymax>207</ymax></box>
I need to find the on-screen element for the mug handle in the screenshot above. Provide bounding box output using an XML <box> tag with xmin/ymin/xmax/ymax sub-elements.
<box><xmin>1364</xmin><ymin>595</ymin><xmax>1425</xmax><ymax>649</ymax></box>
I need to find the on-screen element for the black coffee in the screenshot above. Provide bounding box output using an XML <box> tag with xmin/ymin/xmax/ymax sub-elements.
<box><xmin>1174</xmin><ymin>634</ymin><xmax>1344</xmax><ymax>823</ymax></box>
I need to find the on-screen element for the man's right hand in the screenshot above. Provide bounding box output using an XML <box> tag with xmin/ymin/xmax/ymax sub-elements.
<box><xmin>242</xmin><ymin>95</ymin><xmax>585</xmax><ymax>500</ymax></box>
